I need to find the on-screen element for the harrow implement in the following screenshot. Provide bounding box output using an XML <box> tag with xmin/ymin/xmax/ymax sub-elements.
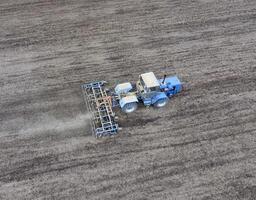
<box><xmin>81</xmin><ymin>81</ymin><xmax>119</xmax><ymax>137</ymax></box>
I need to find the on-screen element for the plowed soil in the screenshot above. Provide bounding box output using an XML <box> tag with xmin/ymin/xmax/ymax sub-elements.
<box><xmin>0</xmin><ymin>0</ymin><xmax>256</xmax><ymax>199</ymax></box>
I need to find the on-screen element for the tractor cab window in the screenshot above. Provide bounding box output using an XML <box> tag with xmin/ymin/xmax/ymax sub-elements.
<box><xmin>149</xmin><ymin>86</ymin><xmax>160</xmax><ymax>92</ymax></box>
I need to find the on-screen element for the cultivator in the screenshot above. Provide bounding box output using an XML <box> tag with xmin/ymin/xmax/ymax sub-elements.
<box><xmin>81</xmin><ymin>81</ymin><xmax>119</xmax><ymax>137</ymax></box>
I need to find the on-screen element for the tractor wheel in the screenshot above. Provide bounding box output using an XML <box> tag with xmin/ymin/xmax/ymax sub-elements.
<box><xmin>154</xmin><ymin>98</ymin><xmax>168</xmax><ymax>108</ymax></box>
<box><xmin>122</xmin><ymin>102</ymin><xmax>138</xmax><ymax>113</ymax></box>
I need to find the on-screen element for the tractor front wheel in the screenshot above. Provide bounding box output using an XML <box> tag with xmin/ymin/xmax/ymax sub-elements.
<box><xmin>154</xmin><ymin>98</ymin><xmax>168</xmax><ymax>108</ymax></box>
<box><xmin>122</xmin><ymin>102</ymin><xmax>138</xmax><ymax>113</ymax></box>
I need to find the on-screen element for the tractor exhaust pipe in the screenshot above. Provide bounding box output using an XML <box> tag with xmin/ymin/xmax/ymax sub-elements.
<box><xmin>162</xmin><ymin>75</ymin><xmax>167</xmax><ymax>84</ymax></box>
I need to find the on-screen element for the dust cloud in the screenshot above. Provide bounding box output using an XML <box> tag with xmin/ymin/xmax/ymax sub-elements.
<box><xmin>19</xmin><ymin>113</ymin><xmax>91</xmax><ymax>135</ymax></box>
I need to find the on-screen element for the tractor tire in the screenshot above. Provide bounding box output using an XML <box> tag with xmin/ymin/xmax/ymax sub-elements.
<box><xmin>122</xmin><ymin>102</ymin><xmax>138</xmax><ymax>113</ymax></box>
<box><xmin>154</xmin><ymin>98</ymin><xmax>168</xmax><ymax>108</ymax></box>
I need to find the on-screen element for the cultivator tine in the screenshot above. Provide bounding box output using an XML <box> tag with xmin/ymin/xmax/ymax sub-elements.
<box><xmin>81</xmin><ymin>81</ymin><xmax>119</xmax><ymax>137</ymax></box>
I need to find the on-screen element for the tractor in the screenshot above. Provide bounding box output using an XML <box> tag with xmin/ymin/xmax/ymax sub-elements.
<box><xmin>81</xmin><ymin>72</ymin><xmax>182</xmax><ymax>137</ymax></box>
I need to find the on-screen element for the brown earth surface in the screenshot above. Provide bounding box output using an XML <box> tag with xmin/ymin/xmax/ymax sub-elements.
<box><xmin>0</xmin><ymin>0</ymin><xmax>256</xmax><ymax>199</ymax></box>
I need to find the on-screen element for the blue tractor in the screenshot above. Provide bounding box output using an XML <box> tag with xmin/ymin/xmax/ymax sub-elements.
<box><xmin>81</xmin><ymin>72</ymin><xmax>182</xmax><ymax>137</ymax></box>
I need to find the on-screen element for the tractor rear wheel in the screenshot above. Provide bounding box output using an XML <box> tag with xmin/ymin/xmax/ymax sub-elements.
<box><xmin>154</xmin><ymin>98</ymin><xmax>168</xmax><ymax>108</ymax></box>
<box><xmin>122</xmin><ymin>102</ymin><xmax>138</xmax><ymax>113</ymax></box>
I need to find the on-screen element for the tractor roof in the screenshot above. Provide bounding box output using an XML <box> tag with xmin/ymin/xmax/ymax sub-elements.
<box><xmin>140</xmin><ymin>72</ymin><xmax>160</xmax><ymax>88</ymax></box>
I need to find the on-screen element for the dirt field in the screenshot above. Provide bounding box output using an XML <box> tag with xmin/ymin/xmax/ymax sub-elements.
<box><xmin>0</xmin><ymin>0</ymin><xmax>256</xmax><ymax>199</ymax></box>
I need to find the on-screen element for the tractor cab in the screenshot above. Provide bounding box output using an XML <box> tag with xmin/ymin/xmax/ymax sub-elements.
<box><xmin>137</xmin><ymin>72</ymin><xmax>161</xmax><ymax>93</ymax></box>
<box><xmin>136</xmin><ymin>72</ymin><xmax>168</xmax><ymax>107</ymax></box>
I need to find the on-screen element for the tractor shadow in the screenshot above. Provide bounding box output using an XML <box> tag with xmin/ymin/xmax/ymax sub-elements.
<box><xmin>114</xmin><ymin>105</ymin><xmax>159</xmax><ymax>128</ymax></box>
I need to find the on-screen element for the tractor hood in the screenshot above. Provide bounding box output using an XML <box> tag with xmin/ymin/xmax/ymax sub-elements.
<box><xmin>159</xmin><ymin>76</ymin><xmax>182</xmax><ymax>92</ymax></box>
